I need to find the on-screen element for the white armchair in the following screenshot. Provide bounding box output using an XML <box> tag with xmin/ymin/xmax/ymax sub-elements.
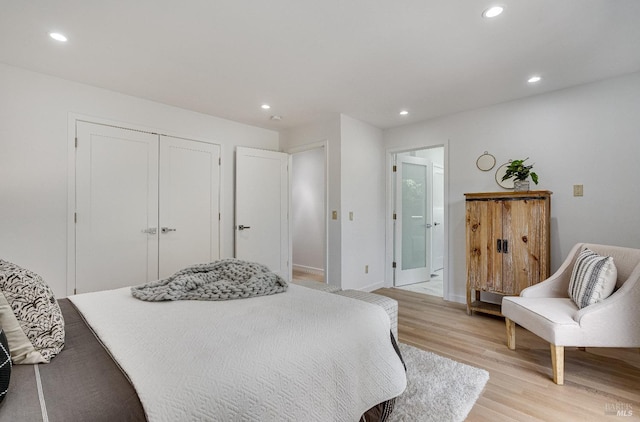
<box><xmin>502</xmin><ymin>243</ymin><xmax>640</xmax><ymax>384</ymax></box>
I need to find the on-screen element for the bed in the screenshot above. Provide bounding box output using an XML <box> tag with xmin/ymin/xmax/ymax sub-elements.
<box><xmin>0</xmin><ymin>298</ymin><xmax>145</xmax><ymax>421</ymax></box>
<box><xmin>0</xmin><ymin>282</ymin><xmax>406</xmax><ymax>421</ymax></box>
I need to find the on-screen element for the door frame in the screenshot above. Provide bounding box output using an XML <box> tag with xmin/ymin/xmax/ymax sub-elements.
<box><xmin>431</xmin><ymin>163</ymin><xmax>445</xmax><ymax>272</ymax></box>
<box><xmin>285</xmin><ymin>140</ymin><xmax>329</xmax><ymax>283</ymax></box>
<box><xmin>384</xmin><ymin>141</ymin><xmax>450</xmax><ymax>300</ymax></box>
<box><xmin>66</xmin><ymin>114</ymin><xmax>222</xmax><ymax>296</ymax></box>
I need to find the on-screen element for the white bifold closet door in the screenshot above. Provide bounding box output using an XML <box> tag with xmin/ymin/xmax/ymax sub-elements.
<box><xmin>158</xmin><ymin>136</ymin><xmax>220</xmax><ymax>279</ymax></box>
<box><xmin>75</xmin><ymin>122</ymin><xmax>220</xmax><ymax>294</ymax></box>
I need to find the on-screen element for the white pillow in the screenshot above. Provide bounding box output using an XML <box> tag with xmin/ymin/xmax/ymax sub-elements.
<box><xmin>568</xmin><ymin>248</ymin><xmax>617</xmax><ymax>309</ymax></box>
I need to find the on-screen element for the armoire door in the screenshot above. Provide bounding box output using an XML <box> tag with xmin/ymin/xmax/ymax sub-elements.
<box><xmin>467</xmin><ymin>197</ymin><xmax>547</xmax><ymax>296</ymax></box>
<box><xmin>75</xmin><ymin>122</ymin><xmax>159</xmax><ymax>293</ymax></box>
<box><xmin>466</xmin><ymin>199</ymin><xmax>501</xmax><ymax>293</ymax></box>
<box><xmin>158</xmin><ymin>136</ymin><xmax>220</xmax><ymax>279</ymax></box>
<box><xmin>501</xmin><ymin>198</ymin><xmax>545</xmax><ymax>294</ymax></box>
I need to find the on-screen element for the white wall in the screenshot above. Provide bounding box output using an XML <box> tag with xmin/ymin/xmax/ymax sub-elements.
<box><xmin>384</xmin><ymin>71</ymin><xmax>640</xmax><ymax>303</ymax></box>
<box><xmin>282</xmin><ymin>114</ymin><xmax>386</xmax><ymax>291</ymax></box>
<box><xmin>291</xmin><ymin>147</ymin><xmax>325</xmax><ymax>272</ymax></box>
<box><xmin>340</xmin><ymin>115</ymin><xmax>386</xmax><ymax>291</ymax></box>
<box><xmin>414</xmin><ymin>147</ymin><xmax>444</xmax><ymax>167</ymax></box>
<box><xmin>0</xmin><ymin>63</ymin><xmax>279</xmax><ymax>298</ymax></box>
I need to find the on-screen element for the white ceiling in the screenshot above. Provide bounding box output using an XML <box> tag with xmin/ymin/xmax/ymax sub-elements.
<box><xmin>2</xmin><ymin>0</ymin><xmax>640</xmax><ymax>131</ymax></box>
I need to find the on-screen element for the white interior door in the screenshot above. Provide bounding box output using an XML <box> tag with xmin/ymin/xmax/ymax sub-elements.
<box><xmin>235</xmin><ymin>147</ymin><xmax>290</xmax><ymax>280</ymax></box>
<box><xmin>431</xmin><ymin>164</ymin><xmax>444</xmax><ymax>272</ymax></box>
<box><xmin>75</xmin><ymin>122</ymin><xmax>159</xmax><ymax>293</ymax></box>
<box><xmin>394</xmin><ymin>156</ymin><xmax>431</xmax><ymax>286</ymax></box>
<box><xmin>158</xmin><ymin>136</ymin><xmax>220</xmax><ymax>279</ymax></box>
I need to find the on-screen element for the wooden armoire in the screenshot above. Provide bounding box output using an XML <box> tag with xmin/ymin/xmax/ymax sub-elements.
<box><xmin>465</xmin><ymin>191</ymin><xmax>552</xmax><ymax>316</ymax></box>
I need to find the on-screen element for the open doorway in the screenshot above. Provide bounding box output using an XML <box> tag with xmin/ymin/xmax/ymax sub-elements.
<box><xmin>291</xmin><ymin>146</ymin><xmax>326</xmax><ymax>284</ymax></box>
<box><xmin>392</xmin><ymin>146</ymin><xmax>445</xmax><ymax>297</ymax></box>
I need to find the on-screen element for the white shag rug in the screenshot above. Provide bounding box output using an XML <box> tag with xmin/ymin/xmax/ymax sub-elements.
<box><xmin>388</xmin><ymin>343</ymin><xmax>489</xmax><ymax>422</ymax></box>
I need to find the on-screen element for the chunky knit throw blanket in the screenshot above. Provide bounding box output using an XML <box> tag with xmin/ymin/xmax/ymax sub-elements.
<box><xmin>131</xmin><ymin>259</ymin><xmax>287</xmax><ymax>302</ymax></box>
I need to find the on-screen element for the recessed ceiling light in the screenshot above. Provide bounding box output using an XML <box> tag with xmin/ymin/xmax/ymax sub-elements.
<box><xmin>399</xmin><ymin>110</ymin><xmax>409</xmax><ymax>116</ymax></box>
<box><xmin>261</xmin><ymin>104</ymin><xmax>271</xmax><ymax>110</ymax></box>
<box><xmin>528</xmin><ymin>76</ymin><xmax>542</xmax><ymax>83</ymax></box>
<box><xmin>49</xmin><ymin>32</ymin><xmax>68</xmax><ymax>42</ymax></box>
<box><xmin>482</xmin><ymin>6</ymin><xmax>504</xmax><ymax>18</ymax></box>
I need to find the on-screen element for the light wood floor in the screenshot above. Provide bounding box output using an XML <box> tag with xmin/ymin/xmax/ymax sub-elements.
<box><xmin>292</xmin><ymin>269</ymin><xmax>325</xmax><ymax>283</ymax></box>
<box><xmin>374</xmin><ymin>287</ymin><xmax>640</xmax><ymax>421</ymax></box>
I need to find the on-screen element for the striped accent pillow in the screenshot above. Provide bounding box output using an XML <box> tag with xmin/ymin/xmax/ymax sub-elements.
<box><xmin>568</xmin><ymin>248</ymin><xmax>617</xmax><ymax>309</ymax></box>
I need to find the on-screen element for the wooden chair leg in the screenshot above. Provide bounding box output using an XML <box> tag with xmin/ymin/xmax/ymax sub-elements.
<box><xmin>506</xmin><ymin>318</ymin><xmax>516</xmax><ymax>350</ymax></box>
<box><xmin>550</xmin><ymin>344</ymin><xmax>564</xmax><ymax>385</ymax></box>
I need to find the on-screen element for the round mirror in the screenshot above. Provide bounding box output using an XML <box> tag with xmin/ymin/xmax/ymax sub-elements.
<box><xmin>476</xmin><ymin>152</ymin><xmax>496</xmax><ymax>171</ymax></box>
<box><xmin>495</xmin><ymin>162</ymin><xmax>515</xmax><ymax>189</ymax></box>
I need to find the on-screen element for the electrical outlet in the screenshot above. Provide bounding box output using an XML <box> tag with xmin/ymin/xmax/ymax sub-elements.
<box><xmin>573</xmin><ymin>184</ymin><xmax>583</xmax><ymax>197</ymax></box>
<box><xmin>365</xmin><ymin>265</ymin><xmax>369</xmax><ymax>274</ymax></box>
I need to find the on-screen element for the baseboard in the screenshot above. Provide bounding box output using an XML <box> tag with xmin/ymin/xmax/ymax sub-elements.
<box><xmin>292</xmin><ymin>264</ymin><xmax>325</xmax><ymax>276</ymax></box>
<box><xmin>447</xmin><ymin>293</ymin><xmax>466</xmax><ymax>305</ymax></box>
<box><xmin>358</xmin><ymin>281</ymin><xmax>386</xmax><ymax>293</ymax></box>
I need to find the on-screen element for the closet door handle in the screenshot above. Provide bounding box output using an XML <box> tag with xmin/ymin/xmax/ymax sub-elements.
<box><xmin>161</xmin><ymin>227</ymin><xmax>176</xmax><ymax>234</ymax></box>
<box><xmin>503</xmin><ymin>240</ymin><xmax>508</xmax><ymax>253</ymax></box>
<box><xmin>497</xmin><ymin>239</ymin><xmax>502</xmax><ymax>253</ymax></box>
<box><xmin>238</xmin><ymin>225</ymin><xmax>251</xmax><ymax>231</ymax></box>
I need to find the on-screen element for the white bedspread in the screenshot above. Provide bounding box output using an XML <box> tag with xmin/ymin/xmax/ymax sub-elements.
<box><xmin>69</xmin><ymin>284</ymin><xmax>406</xmax><ymax>421</ymax></box>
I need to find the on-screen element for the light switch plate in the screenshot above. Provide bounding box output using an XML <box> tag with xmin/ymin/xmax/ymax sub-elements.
<box><xmin>349</xmin><ymin>211</ymin><xmax>354</xmax><ymax>221</ymax></box>
<box><xmin>573</xmin><ymin>184</ymin><xmax>583</xmax><ymax>197</ymax></box>
<box><xmin>332</xmin><ymin>210</ymin><xmax>338</xmax><ymax>220</ymax></box>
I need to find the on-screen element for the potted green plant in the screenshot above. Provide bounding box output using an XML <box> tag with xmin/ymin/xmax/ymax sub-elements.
<box><xmin>502</xmin><ymin>158</ymin><xmax>538</xmax><ymax>191</ymax></box>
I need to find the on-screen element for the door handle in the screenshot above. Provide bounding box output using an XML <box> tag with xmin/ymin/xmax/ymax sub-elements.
<box><xmin>497</xmin><ymin>239</ymin><xmax>502</xmax><ymax>253</ymax></box>
<box><xmin>161</xmin><ymin>227</ymin><xmax>176</xmax><ymax>234</ymax></box>
<box><xmin>142</xmin><ymin>228</ymin><xmax>157</xmax><ymax>235</ymax></box>
<box><xmin>424</xmin><ymin>224</ymin><xmax>433</xmax><ymax>228</ymax></box>
<box><xmin>238</xmin><ymin>225</ymin><xmax>251</xmax><ymax>231</ymax></box>
<box><xmin>433</xmin><ymin>221</ymin><xmax>440</xmax><ymax>226</ymax></box>
<box><xmin>503</xmin><ymin>240</ymin><xmax>508</xmax><ymax>253</ymax></box>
